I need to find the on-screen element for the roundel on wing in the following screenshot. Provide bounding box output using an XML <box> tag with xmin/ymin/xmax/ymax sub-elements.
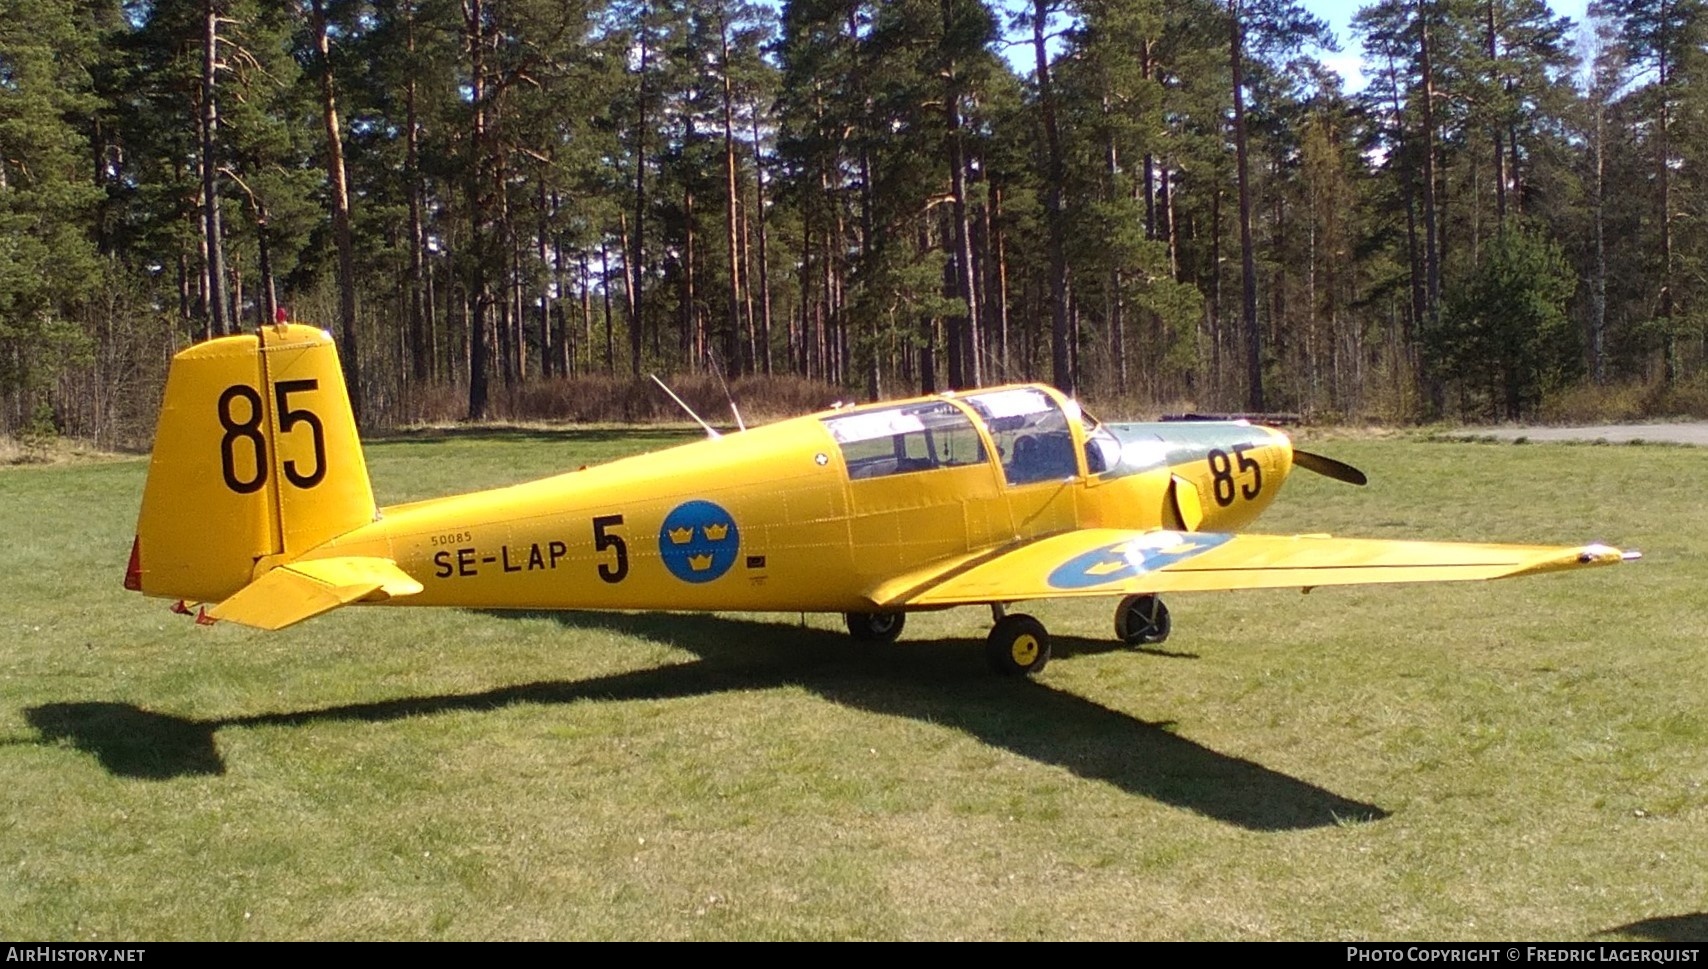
<box><xmin>658</xmin><ymin>499</ymin><xmax>741</xmax><ymax>583</ymax></box>
<box><xmin>1047</xmin><ymin>531</ymin><xmax>1232</xmax><ymax>590</ymax></box>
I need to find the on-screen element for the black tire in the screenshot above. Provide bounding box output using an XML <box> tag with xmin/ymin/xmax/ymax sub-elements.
<box><xmin>1115</xmin><ymin>594</ymin><xmax>1171</xmax><ymax>646</ymax></box>
<box><xmin>986</xmin><ymin>614</ymin><xmax>1051</xmax><ymax>676</ymax></box>
<box><xmin>845</xmin><ymin>611</ymin><xmax>906</xmax><ymax>643</ymax></box>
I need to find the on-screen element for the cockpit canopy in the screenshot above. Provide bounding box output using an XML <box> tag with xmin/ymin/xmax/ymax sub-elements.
<box><xmin>823</xmin><ymin>400</ymin><xmax>986</xmax><ymax>480</ymax></box>
<box><xmin>821</xmin><ymin>385</ymin><xmax>1105</xmax><ymax>486</ymax></box>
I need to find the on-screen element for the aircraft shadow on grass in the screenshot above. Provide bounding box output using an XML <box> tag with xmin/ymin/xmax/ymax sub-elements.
<box><xmin>1597</xmin><ymin>913</ymin><xmax>1708</xmax><ymax>942</ymax></box>
<box><xmin>24</xmin><ymin>611</ymin><xmax>1384</xmax><ymax>832</ymax></box>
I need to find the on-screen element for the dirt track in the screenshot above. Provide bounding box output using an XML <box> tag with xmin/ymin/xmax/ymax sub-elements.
<box><xmin>1459</xmin><ymin>423</ymin><xmax>1708</xmax><ymax>446</ymax></box>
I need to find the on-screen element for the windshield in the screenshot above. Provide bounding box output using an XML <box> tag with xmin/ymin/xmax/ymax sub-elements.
<box><xmin>1079</xmin><ymin>410</ymin><xmax>1119</xmax><ymax>474</ymax></box>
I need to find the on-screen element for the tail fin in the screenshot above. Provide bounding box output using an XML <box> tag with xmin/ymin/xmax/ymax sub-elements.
<box><xmin>128</xmin><ymin>323</ymin><xmax>376</xmax><ymax>603</ymax></box>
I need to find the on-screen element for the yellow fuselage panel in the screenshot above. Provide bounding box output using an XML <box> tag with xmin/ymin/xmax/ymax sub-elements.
<box><xmin>308</xmin><ymin>418</ymin><xmax>868</xmax><ymax>612</ymax></box>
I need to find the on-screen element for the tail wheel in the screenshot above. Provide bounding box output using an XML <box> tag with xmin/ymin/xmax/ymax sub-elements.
<box><xmin>845</xmin><ymin>611</ymin><xmax>906</xmax><ymax>643</ymax></box>
<box><xmin>987</xmin><ymin>614</ymin><xmax>1051</xmax><ymax>676</ymax></box>
<box><xmin>1115</xmin><ymin>594</ymin><xmax>1171</xmax><ymax>646</ymax></box>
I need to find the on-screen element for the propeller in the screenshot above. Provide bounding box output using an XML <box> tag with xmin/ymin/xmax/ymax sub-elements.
<box><xmin>1292</xmin><ymin>448</ymin><xmax>1368</xmax><ymax>486</ymax></box>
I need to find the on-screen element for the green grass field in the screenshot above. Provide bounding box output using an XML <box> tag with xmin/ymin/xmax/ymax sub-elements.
<box><xmin>1</xmin><ymin>430</ymin><xmax>1703</xmax><ymax>940</ymax></box>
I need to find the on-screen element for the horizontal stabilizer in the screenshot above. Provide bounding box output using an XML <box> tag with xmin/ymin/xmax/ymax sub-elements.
<box><xmin>871</xmin><ymin>529</ymin><xmax>1632</xmax><ymax>608</ymax></box>
<box><xmin>207</xmin><ymin>557</ymin><xmax>423</xmax><ymax>631</ymax></box>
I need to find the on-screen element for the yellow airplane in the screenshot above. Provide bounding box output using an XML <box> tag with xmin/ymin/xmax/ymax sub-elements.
<box><xmin>125</xmin><ymin>323</ymin><xmax>1637</xmax><ymax>675</ymax></box>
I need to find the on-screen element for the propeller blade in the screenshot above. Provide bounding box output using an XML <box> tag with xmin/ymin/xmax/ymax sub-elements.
<box><xmin>1293</xmin><ymin>449</ymin><xmax>1368</xmax><ymax>486</ymax></box>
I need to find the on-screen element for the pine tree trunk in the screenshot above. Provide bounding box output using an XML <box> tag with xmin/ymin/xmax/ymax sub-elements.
<box><xmin>580</xmin><ymin>249</ymin><xmax>594</xmax><ymax>376</ymax></box>
<box><xmin>600</xmin><ymin>241</ymin><xmax>615</xmax><ymax>374</ymax></box>
<box><xmin>750</xmin><ymin>108</ymin><xmax>774</xmax><ymax>375</ymax></box>
<box><xmin>1420</xmin><ymin>4</ymin><xmax>1444</xmax><ymax>412</ymax></box>
<box><xmin>1105</xmin><ymin>122</ymin><xmax>1124</xmax><ymax>394</ymax></box>
<box><xmin>1658</xmin><ymin>33</ymin><xmax>1675</xmax><ymax>382</ymax></box>
<box><xmin>1032</xmin><ymin>0</ymin><xmax>1072</xmax><ymax>394</ymax></box>
<box><xmin>538</xmin><ymin>182</ymin><xmax>554</xmax><ymax>378</ymax></box>
<box><xmin>1230</xmin><ymin>0</ymin><xmax>1263</xmax><ymax>411</ymax></box>
<box><xmin>719</xmin><ymin>10</ymin><xmax>746</xmax><ymax>374</ymax></box>
<box><xmin>1209</xmin><ymin>183</ymin><xmax>1223</xmax><ymax>398</ymax></box>
<box><xmin>312</xmin><ymin>0</ymin><xmax>362</xmax><ymax>423</ymax></box>
<box><xmin>682</xmin><ymin>187</ymin><xmax>698</xmax><ymax>367</ymax></box>
<box><xmin>797</xmin><ymin>216</ymin><xmax>812</xmax><ymax>378</ymax></box>
<box><xmin>199</xmin><ymin>0</ymin><xmax>231</xmax><ymax>338</ymax></box>
<box><xmin>1487</xmin><ymin>0</ymin><xmax>1507</xmax><ymax>225</ymax></box>
<box><xmin>628</xmin><ymin>6</ymin><xmax>650</xmax><ymax>379</ymax></box>
<box><xmin>991</xmin><ymin>183</ymin><xmax>1011</xmax><ymax>376</ymax></box>
<box><xmin>943</xmin><ymin>12</ymin><xmax>981</xmax><ymax>390</ymax></box>
<box><xmin>1161</xmin><ymin>163</ymin><xmax>1178</xmax><ymax>278</ymax></box>
<box><xmin>1592</xmin><ymin>95</ymin><xmax>1607</xmax><ymax>384</ymax></box>
<box><xmin>464</xmin><ymin>0</ymin><xmax>491</xmax><ymax>419</ymax></box>
<box><xmin>406</xmin><ymin>5</ymin><xmax>429</xmax><ymax>382</ymax></box>
<box><xmin>498</xmin><ymin>191</ymin><xmax>517</xmax><ymax>387</ymax></box>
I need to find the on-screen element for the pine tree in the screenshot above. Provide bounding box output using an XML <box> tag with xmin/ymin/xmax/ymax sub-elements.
<box><xmin>1432</xmin><ymin>226</ymin><xmax>1579</xmax><ymax>418</ymax></box>
<box><xmin>0</xmin><ymin>0</ymin><xmax>104</xmax><ymax>431</ymax></box>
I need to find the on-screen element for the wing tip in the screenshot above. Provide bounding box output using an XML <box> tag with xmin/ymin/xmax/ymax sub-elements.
<box><xmin>1578</xmin><ymin>543</ymin><xmax>1639</xmax><ymax>566</ymax></box>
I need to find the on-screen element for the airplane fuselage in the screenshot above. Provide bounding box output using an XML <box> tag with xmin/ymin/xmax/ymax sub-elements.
<box><xmin>303</xmin><ymin>388</ymin><xmax>1293</xmax><ymax>614</ymax></box>
<box><xmin>125</xmin><ymin>324</ymin><xmax>1629</xmax><ymax>675</ymax></box>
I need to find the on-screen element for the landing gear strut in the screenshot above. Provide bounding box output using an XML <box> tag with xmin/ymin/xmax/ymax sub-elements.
<box><xmin>1114</xmin><ymin>594</ymin><xmax>1171</xmax><ymax>646</ymax></box>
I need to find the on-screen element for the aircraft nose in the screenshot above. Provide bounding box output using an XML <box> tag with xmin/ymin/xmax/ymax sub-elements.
<box><xmin>1215</xmin><ymin>425</ymin><xmax>1294</xmax><ymax>501</ymax></box>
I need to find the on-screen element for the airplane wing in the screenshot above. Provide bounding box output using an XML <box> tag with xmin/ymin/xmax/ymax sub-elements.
<box><xmin>207</xmin><ymin>556</ymin><xmax>423</xmax><ymax>630</ymax></box>
<box><xmin>867</xmin><ymin>529</ymin><xmax>1632</xmax><ymax>608</ymax></box>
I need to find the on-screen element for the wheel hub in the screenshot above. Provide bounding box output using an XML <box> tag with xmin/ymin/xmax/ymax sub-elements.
<box><xmin>1011</xmin><ymin>634</ymin><xmax>1039</xmax><ymax>665</ymax></box>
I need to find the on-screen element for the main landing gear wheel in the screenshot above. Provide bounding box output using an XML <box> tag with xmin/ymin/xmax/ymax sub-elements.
<box><xmin>1115</xmin><ymin>594</ymin><xmax>1171</xmax><ymax>646</ymax></box>
<box><xmin>987</xmin><ymin>614</ymin><xmax>1051</xmax><ymax>676</ymax></box>
<box><xmin>845</xmin><ymin>611</ymin><xmax>906</xmax><ymax>643</ymax></box>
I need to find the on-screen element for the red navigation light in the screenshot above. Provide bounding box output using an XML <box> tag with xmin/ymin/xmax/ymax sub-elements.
<box><xmin>124</xmin><ymin>537</ymin><xmax>142</xmax><ymax>591</ymax></box>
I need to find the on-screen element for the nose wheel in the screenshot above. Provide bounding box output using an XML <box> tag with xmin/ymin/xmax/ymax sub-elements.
<box><xmin>987</xmin><ymin>613</ymin><xmax>1051</xmax><ymax>676</ymax></box>
<box><xmin>1115</xmin><ymin>594</ymin><xmax>1171</xmax><ymax>646</ymax></box>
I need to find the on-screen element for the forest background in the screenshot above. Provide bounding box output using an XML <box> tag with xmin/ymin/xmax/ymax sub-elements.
<box><xmin>2</xmin><ymin>0</ymin><xmax>1704</xmax><ymax>449</ymax></box>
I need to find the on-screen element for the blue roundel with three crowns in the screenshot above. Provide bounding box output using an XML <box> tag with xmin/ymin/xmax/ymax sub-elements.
<box><xmin>1047</xmin><ymin>531</ymin><xmax>1232</xmax><ymax>590</ymax></box>
<box><xmin>658</xmin><ymin>500</ymin><xmax>741</xmax><ymax>583</ymax></box>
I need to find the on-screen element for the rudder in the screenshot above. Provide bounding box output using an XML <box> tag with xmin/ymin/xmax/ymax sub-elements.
<box><xmin>128</xmin><ymin>323</ymin><xmax>375</xmax><ymax>604</ymax></box>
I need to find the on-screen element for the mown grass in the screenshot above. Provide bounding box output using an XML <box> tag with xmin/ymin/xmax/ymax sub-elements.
<box><xmin>1</xmin><ymin>431</ymin><xmax>1702</xmax><ymax>940</ymax></box>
